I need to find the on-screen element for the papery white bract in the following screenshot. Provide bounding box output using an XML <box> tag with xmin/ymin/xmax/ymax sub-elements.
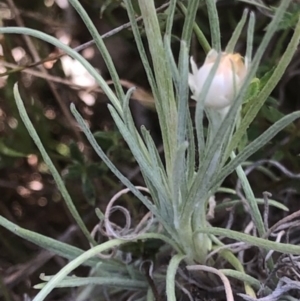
<box><xmin>188</xmin><ymin>49</ymin><xmax>247</xmax><ymax>111</ymax></box>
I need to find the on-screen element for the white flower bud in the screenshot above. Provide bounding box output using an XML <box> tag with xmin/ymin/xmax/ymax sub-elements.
<box><xmin>188</xmin><ymin>49</ymin><xmax>247</xmax><ymax>110</ymax></box>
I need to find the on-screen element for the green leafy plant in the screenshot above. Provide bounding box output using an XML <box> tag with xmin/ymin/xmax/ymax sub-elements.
<box><xmin>1</xmin><ymin>0</ymin><xmax>300</xmax><ymax>300</ymax></box>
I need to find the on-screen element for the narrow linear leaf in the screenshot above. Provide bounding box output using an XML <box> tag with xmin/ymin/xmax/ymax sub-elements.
<box><xmin>0</xmin><ymin>215</ymin><xmax>100</xmax><ymax>267</ymax></box>
<box><xmin>165</xmin><ymin>0</ymin><xmax>177</xmax><ymax>41</ymax></box>
<box><xmin>166</xmin><ymin>254</ymin><xmax>186</xmax><ymax>301</ymax></box>
<box><xmin>232</xmin><ymin>151</ymin><xmax>266</xmax><ymax>239</ymax></box>
<box><xmin>34</xmin><ymin>276</ymin><xmax>147</xmax><ymax>289</ymax></box>
<box><xmin>220</xmin><ymin>269</ymin><xmax>264</xmax><ymax>291</ymax></box>
<box><xmin>196</xmin><ymin>227</ymin><xmax>300</xmax><ymax>255</ymax></box>
<box><xmin>205</xmin><ymin>0</ymin><xmax>221</xmax><ymax>51</ymax></box>
<box><xmin>215</xmin><ymin>199</ymin><xmax>289</xmax><ymax>212</ymax></box>
<box><xmin>109</xmin><ymin>105</ymin><xmax>170</xmax><ymax>201</ymax></box>
<box><xmin>13</xmin><ymin>84</ymin><xmax>95</xmax><ymax>245</ymax></box>
<box><xmin>124</xmin><ymin>0</ymin><xmax>159</xmax><ymax>100</ymax></box>
<box><xmin>177</xmin><ymin>41</ymin><xmax>190</xmax><ymax>145</ymax></box>
<box><xmin>164</xmin><ymin>36</ymin><xmax>180</xmax><ymax>95</ymax></box>
<box><xmin>141</xmin><ymin>126</ymin><xmax>167</xmax><ymax>184</ymax></box>
<box><xmin>214</xmin><ymin>111</ymin><xmax>300</xmax><ymax>187</ymax></box>
<box><xmin>70</xmin><ymin>104</ymin><xmax>176</xmax><ymax>236</ymax></box>
<box><xmin>0</xmin><ymin>140</ymin><xmax>27</xmax><ymax>157</ymax></box>
<box><xmin>226</xmin><ymin>9</ymin><xmax>249</xmax><ymax>53</ymax></box>
<box><xmin>177</xmin><ymin>2</ymin><xmax>211</xmax><ymax>53</ymax></box>
<box><xmin>219</xmin><ymin>251</ymin><xmax>256</xmax><ymax>297</ymax></box>
<box><xmin>138</xmin><ymin>0</ymin><xmax>177</xmax><ymax>176</ymax></box>
<box><xmin>229</xmin><ymin>13</ymin><xmax>300</xmax><ymax>154</ymax></box>
<box><xmin>179</xmin><ymin>0</ymin><xmax>201</xmax><ymax>50</ymax></box>
<box><xmin>171</xmin><ymin>142</ymin><xmax>188</xmax><ymax>210</ymax></box>
<box><xmin>33</xmin><ymin>233</ymin><xmax>181</xmax><ymax>301</ymax></box>
<box><xmin>68</xmin><ymin>0</ymin><xmax>125</xmax><ymax>101</ymax></box>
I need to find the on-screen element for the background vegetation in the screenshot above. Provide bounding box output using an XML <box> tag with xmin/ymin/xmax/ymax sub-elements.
<box><xmin>1</xmin><ymin>0</ymin><xmax>300</xmax><ymax>300</ymax></box>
